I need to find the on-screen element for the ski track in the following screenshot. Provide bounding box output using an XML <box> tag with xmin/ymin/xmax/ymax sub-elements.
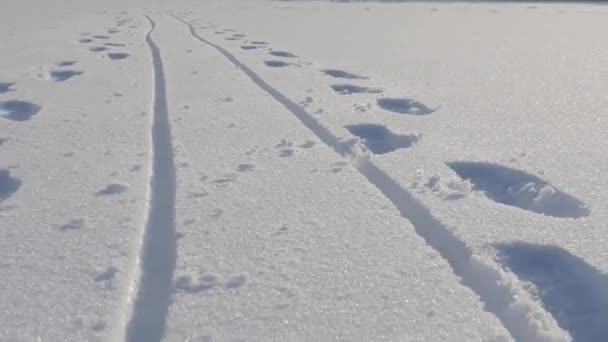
<box><xmin>171</xmin><ymin>15</ymin><xmax>571</xmax><ymax>342</ymax></box>
<box><xmin>120</xmin><ymin>15</ymin><xmax>177</xmax><ymax>342</ymax></box>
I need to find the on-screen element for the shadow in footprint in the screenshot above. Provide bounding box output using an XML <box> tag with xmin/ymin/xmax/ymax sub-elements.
<box><xmin>89</xmin><ymin>46</ymin><xmax>107</xmax><ymax>52</ymax></box>
<box><xmin>0</xmin><ymin>169</ymin><xmax>21</xmax><ymax>202</ymax></box>
<box><xmin>237</xmin><ymin>164</ymin><xmax>255</xmax><ymax>172</ymax></box>
<box><xmin>269</xmin><ymin>51</ymin><xmax>298</xmax><ymax>58</ymax></box>
<box><xmin>0</xmin><ymin>82</ymin><xmax>15</xmax><ymax>94</ymax></box>
<box><xmin>495</xmin><ymin>242</ymin><xmax>608</xmax><ymax>341</ymax></box>
<box><xmin>0</xmin><ymin>100</ymin><xmax>41</xmax><ymax>121</ymax></box>
<box><xmin>322</xmin><ymin>69</ymin><xmax>369</xmax><ymax>80</ymax></box>
<box><xmin>265</xmin><ymin>60</ymin><xmax>290</xmax><ymax>68</ymax></box>
<box><xmin>251</xmin><ymin>41</ymin><xmax>268</xmax><ymax>45</ymax></box>
<box><xmin>95</xmin><ymin>183</ymin><xmax>128</xmax><ymax>196</ymax></box>
<box><xmin>377</xmin><ymin>98</ymin><xmax>436</xmax><ymax>115</ymax></box>
<box><xmin>60</xmin><ymin>218</ymin><xmax>85</xmax><ymax>231</ymax></box>
<box><xmin>104</xmin><ymin>43</ymin><xmax>126</xmax><ymax>47</ymax></box>
<box><xmin>330</xmin><ymin>84</ymin><xmax>382</xmax><ymax>95</ymax></box>
<box><xmin>56</xmin><ymin>61</ymin><xmax>77</xmax><ymax>67</ymax></box>
<box><xmin>241</xmin><ymin>45</ymin><xmax>258</xmax><ymax>50</ymax></box>
<box><xmin>447</xmin><ymin>161</ymin><xmax>589</xmax><ymax>218</ymax></box>
<box><xmin>50</xmin><ymin>70</ymin><xmax>83</xmax><ymax>82</ymax></box>
<box><xmin>108</xmin><ymin>52</ymin><xmax>129</xmax><ymax>60</ymax></box>
<box><xmin>345</xmin><ymin>124</ymin><xmax>418</xmax><ymax>154</ymax></box>
<box><xmin>79</xmin><ymin>38</ymin><xmax>93</xmax><ymax>43</ymax></box>
<box><xmin>92</xmin><ymin>35</ymin><xmax>110</xmax><ymax>39</ymax></box>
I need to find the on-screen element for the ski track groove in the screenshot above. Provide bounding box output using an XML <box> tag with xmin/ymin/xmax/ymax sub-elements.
<box><xmin>121</xmin><ymin>15</ymin><xmax>177</xmax><ymax>342</ymax></box>
<box><xmin>172</xmin><ymin>15</ymin><xmax>569</xmax><ymax>342</ymax></box>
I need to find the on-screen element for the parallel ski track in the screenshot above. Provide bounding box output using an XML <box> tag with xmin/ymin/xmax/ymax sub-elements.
<box><xmin>171</xmin><ymin>14</ymin><xmax>569</xmax><ymax>342</ymax></box>
<box><xmin>120</xmin><ymin>15</ymin><xmax>177</xmax><ymax>342</ymax></box>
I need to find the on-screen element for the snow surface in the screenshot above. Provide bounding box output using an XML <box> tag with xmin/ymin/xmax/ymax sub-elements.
<box><xmin>1</xmin><ymin>1</ymin><xmax>608</xmax><ymax>341</ymax></box>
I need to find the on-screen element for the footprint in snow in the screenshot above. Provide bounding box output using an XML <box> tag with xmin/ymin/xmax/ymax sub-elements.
<box><xmin>447</xmin><ymin>161</ymin><xmax>589</xmax><ymax>218</ymax></box>
<box><xmin>345</xmin><ymin>123</ymin><xmax>419</xmax><ymax>154</ymax></box>
<box><xmin>60</xmin><ymin>218</ymin><xmax>85</xmax><ymax>231</ymax></box>
<box><xmin>95</xmin><ymin>183</ymin><xmax>128</xmax><ymax>196</ymax></box>
<box><xmin>79</xmin><ymin>38</ymin><xmax>93</xmax><ymax>43</ymax></box>
<box><xmin>264</xmin><ymin>60</ymin><xmax>290</xmax><ymax>68</ymax></box>
<box><xmin>89</xmin><ymin>46</ymin><xmax>107</xmax><ymax>52</ymax></box>
<box><xmin>495</xmin><ymin>242</ymin><xmax>608</xmax><ymax>341</ymax></box>
<box><xmin>241</xmin><ymin>45</ymin><xmax>258</xmax><ymax>50</ymax></box>
<box><xmin>49</xmin><ymin>70</ymin><xmax>83</xmax><ymax>82</ymax></box>
<box><xmin>0</xmin><ymin>100</ymin><xmax>41</xmax><ymax>121</ymax></box>
<box><xmin>92</xmin><ymin>35</ymin><xmax>110</xmax><ymax>39</ymax></box>
<box><xmin>330</xmin><ymin>84</ymin><xmax>382</xmax><ymax>95</ymax></box>
<box><xmin>107</xmin><ymin>52</ymin><xmax>129</xmax><ymax>60</ymax></box>
<box><xmin>0</xmin><ymin>169</ymin><xmax>22</xmax><ymax>202</ymax></box>
<box><xmin>0</xmin><ymin>82</ymin><xmax>16</xmax><ymax>93</ymax></box>
<box><xmin>236</xmin><ymin>164</ymin><xmax>255</xmax><ymax>172</ymax></box>
<box><xmin>56</xmin><ymin>61</ymin><xmax>77</xmax><ymax>67</ymax></box>
<box><xmin>269</xmin><ymin>50</ymin><xmax>298</xmax><ymax>58</ymax></box>
<box><xmin>377</xmin><ymin>97</ymin><xmax>437</xmax><ymax>115</ymax></box>
<box><xmin>321</xmin><ymin>69</ymin><xmax>369</xmax><ymax>80</ymax></box>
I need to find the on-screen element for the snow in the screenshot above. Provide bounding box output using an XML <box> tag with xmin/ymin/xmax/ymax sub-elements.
<box><xmin>1</xmin><ymin>0</ymin><xmax>608</xmax><ymax>341</ymax></box>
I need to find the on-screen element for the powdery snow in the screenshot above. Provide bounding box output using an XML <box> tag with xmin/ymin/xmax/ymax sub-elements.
<box><xmin>1</xmin><ymin>1</ymin><xmax>608</xmax><ymax>341</ymax></box>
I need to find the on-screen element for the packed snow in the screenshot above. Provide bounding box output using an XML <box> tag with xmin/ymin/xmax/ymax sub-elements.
<box><xmin>1</xmin><ymin>1</ymin><xmax>608</xmax><ymax>341</ymax></box>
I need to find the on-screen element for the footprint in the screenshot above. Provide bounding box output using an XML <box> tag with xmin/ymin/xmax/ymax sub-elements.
<box><xmin>225</xmin><ymin>37</ymin><xmax>239</xmax><ymax>41</ymax></box>
<box><xmin>495</xmin><ymin>242</ymin><xmax>608</xmax><ymax>341</ymax></box>
<box><xmin>212</xmin><ymin>174</ymin><xmax>237</xmax><ymax>187</ymax></box>
<box><xmin>278</xmin><ymin>149</ymin><xmax>293</xmax><ymax>158</ymax></box>
<box><xmin>0</xmin><ymin>100</ymin><xmax>41</xmax><ymax>121</ymax></box>
<box><xmin>60</xmin><ymin>218</ymin><xmax>85</xmax><ymax>231</ymax></box>
<box><xmin>0</xmin><ymin>169</ymin><xmax>21</xmax><ymax>202</ymax></box>
<box><xmin>321</xmin><ymin>69</ymin><xmax>369</xmax><ymax>80</ymax></box>
<box><xmin>174</xmin><ymin>272</ymin><xmax>222</xmax><ymax>293</ymax></box>
<box><xmin>330</xmin><ymin>84</ymin><xmax>382</xmax><ymax>95</ymax></box>
<box><xmin>264</xmin><ymin>60</ymin><xmax>290</xmax><ymax>68</ymax></box>
<box><xmin>269</xmin><ymin>51</ymin><xmax>298</xmax><ymax>58</ymax></box>
<box><xmin>0</xmin><ymin>82</ymin><xmax>15</xmax><ymax>93</ymax></box>
<box><xmin>104</xmin><ymin>42</ymin><xmax>126</xmax><ymax>47</ymax></box>
<box><xmin>56</xmin><ymin>61</ymin><xmax>77</xmax><ymax>67</ymax></box>
<box><xmin>236</xmin><ymin>164</ymin><xmax>255</xmax><ymax>172</ymax></box>
<box><xmin>447</xmin><ymin>161</ymin><xmax>589</xmax><ymax>218</ymax></box>
<box><xmin>95</xmin><ymin>183</ymin><xmax>128</xmax><ymax>196</ymax></box>
<box><xmin>250</xmin><ymin>41</ymin><xmax>268</xmax><ymax>45</ymax></box>
<box><xmin>89</xmin><ymin>46</ymin><xmax>107</xmax><ymax>52</ymax></box>
<box><xmin>210</xmin><ymin>208</ymin><xmax>223</xmax><ymax>218</ymax></box>
<box><xmin>92</xmin><ymin>35</ymin><xmax>110</xmax><ymax>39</ymax></box>
<box><xmin>107</xmin><ymin>52</ymin><xmax>129</xmax><ymax>60</ymax></box>
<box><xmin>376</xmin><ymin>98</ymin><xmax>436</xmax><ymax>115</ymax></box>
<box><xmin>107</xmin><ymin>29</ymin><xmax>120</xmax><ymax>34</ymax></box>
<box><xmin>240</xmin><ymin>45</ymin><xmax>258</xmax><ymax>50</ymax></box>
<box><xmin>299</xmin><ymin>140</ymin><xmax>315</xmax><ymax>149</ymax></box>
<box><xmin>49</xmin><ymin>70</ymin><xmax>83</xmax><ymax>82</ymax></box>
<box><xmin>345</xmin><ymin>123</ymin><xmax>419</xmax><ymax>154</ymax></box>
<box><xmin>79</xmin><ymin>38</ymin><xmax>93</xmax><ymax>43</ymax></box>
<box><xmin>94</xmin><ymin>266</ymin><xmax>119</xmax><ymax>282</ymax></box>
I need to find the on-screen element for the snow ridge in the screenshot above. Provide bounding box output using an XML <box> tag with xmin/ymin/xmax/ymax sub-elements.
<box><xmin>122</xmin><ymin>15</ymin><xmax>177</xmax><ymax>342</ymax></box>
<box><xmin>173</xmin><ymin>16</ymin><xmax>569</xmax><ymax>342</ymax></box>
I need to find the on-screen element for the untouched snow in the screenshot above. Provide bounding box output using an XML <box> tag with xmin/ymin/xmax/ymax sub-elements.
<box><xmin>1</xmin><ymin>1</ymin><xmax>608</xmax><ymax>341</ymax></box>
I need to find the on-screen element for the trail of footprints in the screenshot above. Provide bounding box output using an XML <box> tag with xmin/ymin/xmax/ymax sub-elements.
<box><xmin>183</xmin><ymin>16</ymin><xmax>599</xmax><ymax>339</ymax></box>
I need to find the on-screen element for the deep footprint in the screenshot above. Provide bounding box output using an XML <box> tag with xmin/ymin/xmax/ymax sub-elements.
<box><xmin>345</xmin><ymin>123</ymin><xmax>418</xmax><ymax>154</ymax></box>
<box><xmin>0</xmin><ymin>100</ymin><xmax>41</xmax><ymax>121</ymax></box>
<box><xmin>447</xmin><ymin>161</ymin><xmax>589</xmax><ymax>218</ymax></box>
<box><xmin>56</xmin><ymin>61</ymin><xmax>77</xmax><ymax>67</ymax></box>
<box><xmin>330</xmin><ymin>84</ymin><xmax>382</xmax><ymax>95</ymax></box>
<box><xmin>321</xmin><ymin>69</ymin><xmax>369</xmax><ymax>80</ymax></box>
<box><xmin>377</xmin><ymin>97</ymin><xmax>436</xmax><ymax>115</ymax></box>
<box><xmin>0</xmin><ymin>82</ymin><xmax>15</xmax><ymax>93</ymax></box>
<box><xmin>107</xmin><ymin>52</ymin><xmax>129</xmax><ymax>60</ymax></box>
<box><xmin>269</xmin><ymin>51</ymin><xmax>298</xmax><ymax>58</ymax></box>
<box><xmin>0</xmin><ymin>169</ymin><xmax>21</xmax><ymax>202</ymax></box>
<box><xmin>264</xmin><ymin>60</ymin><xmax>290</xmax><ymax>68</ymax></box>
<box><xmin>495</xmin><ymin>242</ymin><xmax>608</xmax><ymax>341</ymax></box>
<box><xmin>50</xmin><ymin>70</ymin><xmax>83</xmax><ymax>82</ymax></box>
